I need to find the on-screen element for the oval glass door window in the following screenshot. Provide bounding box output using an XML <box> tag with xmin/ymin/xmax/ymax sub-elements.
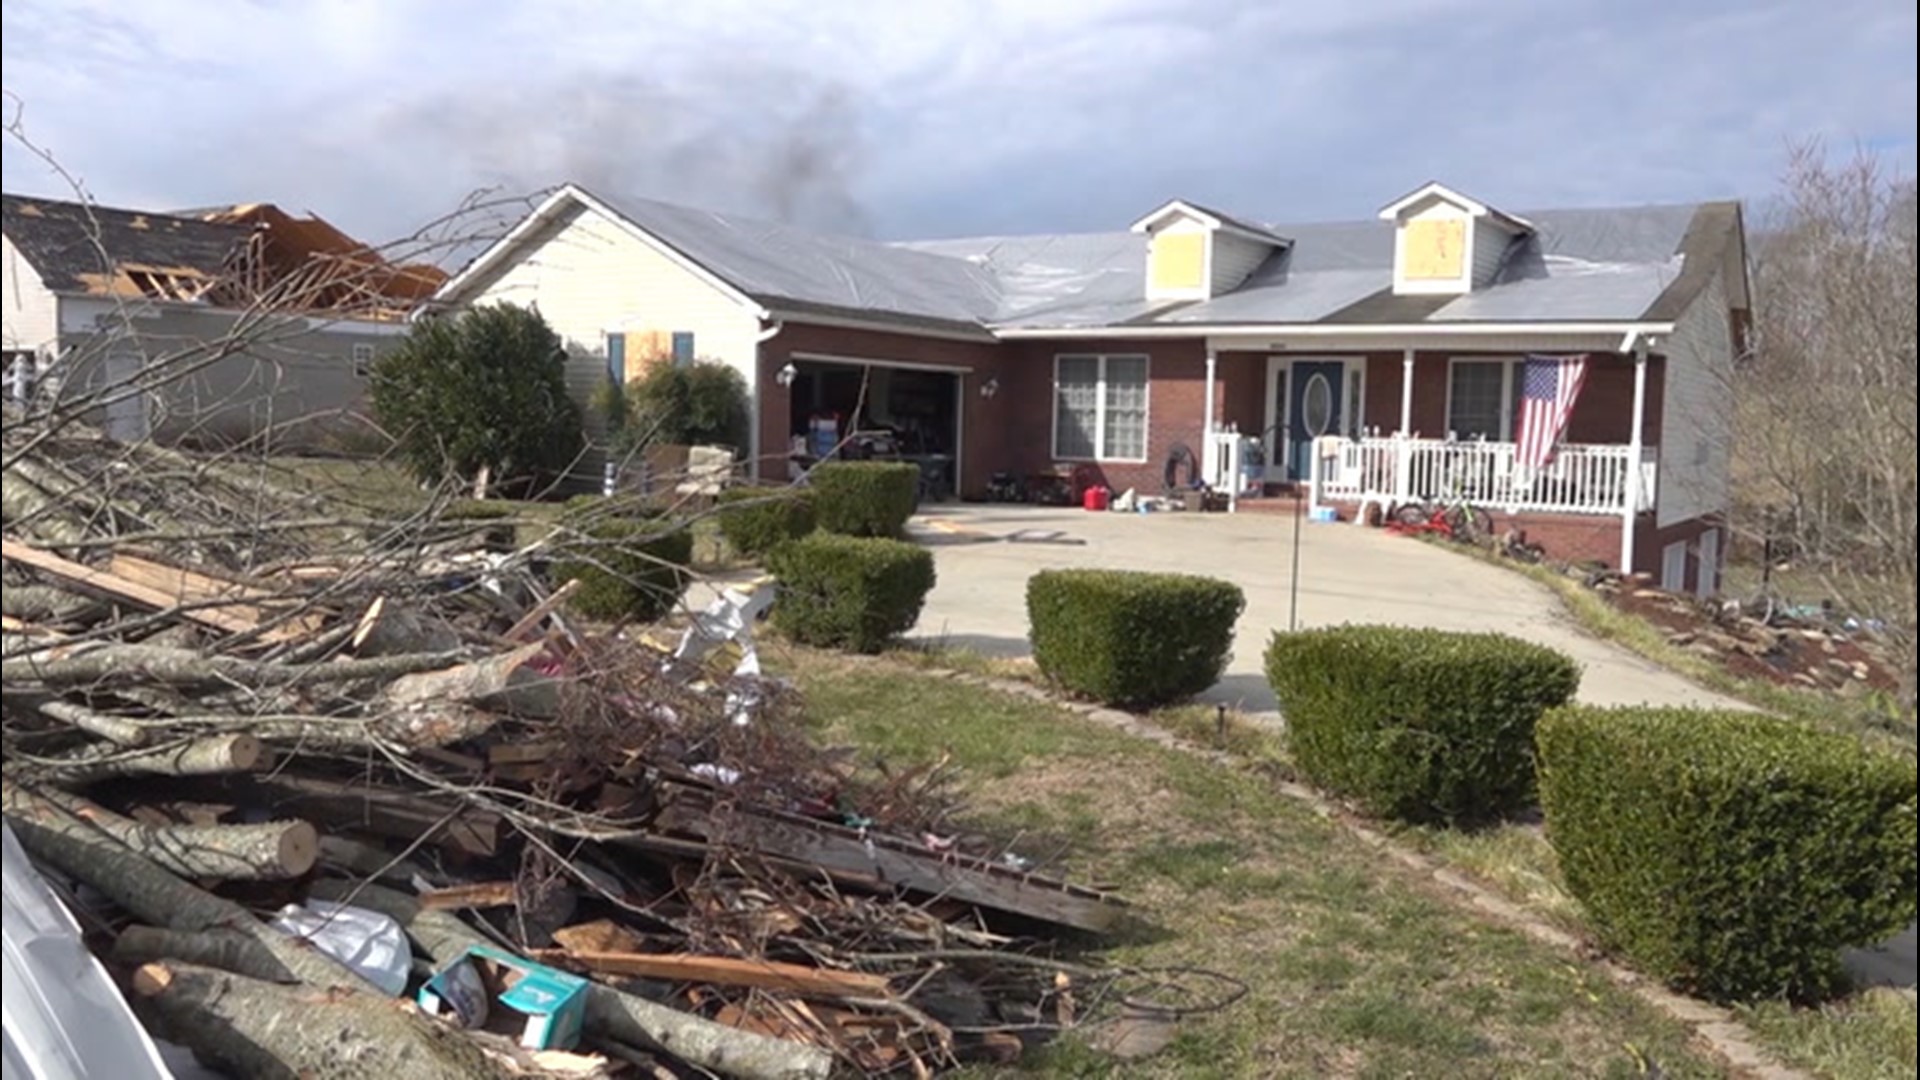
<box><xmin>1302</xmin><ymin>373</ymin><xmax>1333</xmax><ymax>436</ymax></box>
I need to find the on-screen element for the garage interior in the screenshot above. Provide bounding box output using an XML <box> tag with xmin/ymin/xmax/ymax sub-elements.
<box><xmin>785</xmin><ymin>357</ymin><xmax>961</xmax><ymax>500</ymax></box>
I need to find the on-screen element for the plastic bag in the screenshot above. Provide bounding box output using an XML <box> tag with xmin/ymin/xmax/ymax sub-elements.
<box><xmin>270</xmin><ymin>900</ymin><xmax>412</xmax><ymax>996</ymax></box>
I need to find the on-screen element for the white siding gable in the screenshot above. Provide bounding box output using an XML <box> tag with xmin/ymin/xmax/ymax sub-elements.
<box><xmin>1655</xmin><ymin>267</ymin><xmax>1734</xmax><ymax>527</ymax></box>
<box><xmin>456</xmin><ymin>200</ymin><xmax>764</xmax><ymax>483</ymax></box>
<box><xmin>2</xmin><ymin>233</ymin><xmax>60</xmax><ymax>355</ymax></box>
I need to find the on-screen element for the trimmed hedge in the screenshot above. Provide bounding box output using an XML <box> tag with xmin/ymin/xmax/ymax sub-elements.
<box><xmin>716</xmin><ymin>486</ymin><xmax>816</xmax><ymax>559</ymax></box>
<box><xmin>766</xmin><ymin>534</ymin><xmax>935</xmax><ymax>653</ymax></box>
<box><xmin>810</xmin><ymin>461</ymin><xmax>919</xmax><ymax>538</ymax></box>
<box><xmin>1027</xmin><ymin>570</ymin><xmax>1244</xmax><ymax>708</ymax></box>
<box><xmin>549</xmin><ymin>505</ymin><xmax>692</xmax><ymax>621</ymax></box>
<box><xmin>1537</xmin><ymin>706</ymin><xmax>1918</xmax><ymax>1002</ymax></box>
<box><xmin>1264</xmin><ymin>626</ymin><xmax>1580</xmax><ymax>824</ymax></box>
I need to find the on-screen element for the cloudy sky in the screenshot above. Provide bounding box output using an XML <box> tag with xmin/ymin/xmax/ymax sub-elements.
<box><xmin>3</xmin><ymin>0</ymin><xmax>1913</xmax><ymax>250</ymax></box>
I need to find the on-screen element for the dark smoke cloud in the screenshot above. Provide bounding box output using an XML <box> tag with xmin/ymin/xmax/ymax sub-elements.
<box><xmin>354</xmin><ymin>67</ymin><xmax>871</xmax><ymax>238</ymax></box>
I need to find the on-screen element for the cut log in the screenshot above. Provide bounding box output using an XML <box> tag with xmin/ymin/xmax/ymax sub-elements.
<box><xmin>552</xmin><ymin>919</ymin><xmax>647</xmax><ymax>955</ymax></box>
<box><xmin>2</xmin><ymin>782</ymin><xmax>316</xmax><ymax>880</ymax></box>
<box><xmin>310</xmin><ymin>880</ymin><xmax>834</xmax><ymax>1080</ymax></box>
<box><xmin>31</xmin><ymin>733</ymin><xmax>267</xmax><ymax>783</ymax></box>
<box><xmin>530</xmin><ymin>949</ymin><xmax>891</xmax><ymax>998</ymax></box>
<box><xmin>3</xmin><ymin>792</ymin><xmax>375</xmax><ymax>992</ymax></box>
<box><xmin>131</xmin><ymin>962</ymin><xmax>507</xmax><ymax>1080</ymax></box>
<box><xmin>1</xmin><ymin>643</ymin><xmax>468</xmax><ymax>690</ymax></box>
<box><xmin>240</xmin><ymin>774</ymin><xmax>499</xmax><ymax>858</ymax></box>
<box><xmin>37</xmin><ymin>699</ymin><xmax>152</xmax><ymax>746</ymax></box>
<box><xmin>382</xmin><ymin>641</ymin><xmax>559</xmax><ymax>718</ymax></box>
<box><xmin>113</xmin><ymin>925</ymin><xmax>294</xmax><ymax>983</ymax></box>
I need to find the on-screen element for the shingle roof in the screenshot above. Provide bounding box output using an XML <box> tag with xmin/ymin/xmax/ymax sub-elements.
<box><xmin>2</xmin><ymin>193</ymin><xmax>245</xmax><ymax>293</ymax></box>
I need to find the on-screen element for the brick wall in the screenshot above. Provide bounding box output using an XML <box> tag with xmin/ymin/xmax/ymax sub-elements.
<box><xmin>1363</xmin><ymin>352</ymin><xmax>1665</xmax><ymax>444</ymax></box>
<box><xmin>999</xmin><ymin>338</ymin><xmax>1210</xmax><ymax>495</ymax></box>
<box><xmin>1485</xmin><ymin>509</ymin><xmax>1722</xmax><ymax>585</ymax></box>
<box><xmin>757</xmin><ymin>322</ymin><xmax>1006</xmax><ymax>497</ymax></box>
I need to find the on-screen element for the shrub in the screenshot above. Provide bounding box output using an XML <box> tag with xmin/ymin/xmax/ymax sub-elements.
<box><xmin>1264</xmin><ymin>626</ymin><xmax>1580</xmax><ymax>824</ymax></box>
<box><xmin>369</xmin><ymin>303</ymin><xmax>583</xmax><ymax>489</ymax></box>
<box><xmin>717</xmin><ymin>486</ymin><xmax>816</xmax><ymax>559</ymax></box>
<box><xmin>549</xmin><ymin>509</ymin><xmax>693</xmax><ymax>622</ymax></box>
<box><xmin>610</xmin><ymin>360</ymin><xmax>750</xmax><ymax>453</ymax></box>
<box><xmin>1027</xmin><ymin>570</ymin><xmax>1244</xmax><ymax>708</ymax></box>
<box><xmin>767</xmin><ymin>534</ymin><xmax>935</xmax><ymax>653</ymax></box>
<box><xmin>810</xmin><ymin>461</ymin><xmax>920</xmax><ymax>538</ymax></box>
<box><xmin>1537</xmin><ymin>706</ymin><xmax>1917</xmax><ymax>1002</ymax></box>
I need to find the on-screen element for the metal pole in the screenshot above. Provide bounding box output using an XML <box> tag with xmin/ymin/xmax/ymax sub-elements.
<box><xmin>1288</xmin><ymin>483</ymin><xmax>1305</xmax><ymax>632</ymax></box>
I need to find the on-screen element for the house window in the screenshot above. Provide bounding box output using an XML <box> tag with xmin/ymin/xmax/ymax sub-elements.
<box><xmin>1446</xmin><ymin>358</ymin><xmax>1518</xmax><ymax>440</ymax></box>
<box><xmin>1054</xmin><ymin>354</ymin><xmax>1149</xmax><ymax>461</ymax></box>
<box><xmin>1661</xmin><ymin>541</ymin><xmax>1688</xmax><ymax>592</ymax></box>
<box><xmin>671</xmin><ymin>331</ymin><xmax>695</xmax><ymax>367</ymax></box>
<box><xmin>351</xmin><ymin>343</ymin><xmax>375</xmax><ymax>378</ymax></box>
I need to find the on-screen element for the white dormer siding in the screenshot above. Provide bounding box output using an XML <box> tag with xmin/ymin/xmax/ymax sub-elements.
<box><xmin>1379</xmin><ymin>182</ymin><xmax>1532</xmax><ymax>297</ymax></box>
<box><xmin>1211</xmin><ymin>233</ymin><xmax>1270</xmax><ymax>294</ymax></box>
<box><xmin>1131</xmin><ymin>199</ymin><xmax>1290</xmax><ymax>304</ymax></box>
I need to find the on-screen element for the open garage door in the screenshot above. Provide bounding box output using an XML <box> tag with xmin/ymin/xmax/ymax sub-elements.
<box><xmin>784</xmin><ymin>352</ymin><xmax>964</xmax><ymax>501</ymax></box>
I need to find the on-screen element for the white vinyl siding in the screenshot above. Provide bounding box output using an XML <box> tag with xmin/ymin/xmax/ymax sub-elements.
<box><xmin>1472</xmin><ymin>218</ymin><xmax>1511</xmax><ymax>288</ymax></box>
<box><xmin>1445</xmin><ymin>357</ymin><xmax>1518</xmax><ymax>440</ymax></box>
<box><xmin>2</xmin><ymin>234</ymin><xmax>60</xmax><ymax>355</ymax></box>
<box><xmin>1054</xmin><ymin>354</ymin><xmax>1149</xmax><ymax>462</ymax></box>
<box><xmin>1655</xmin><ymin>268</ymin><xmax>1734</xmax><ymax>526</ymax></box>
<box><xmin>1210</xmin><ymin>233</ymin><xmax>1271</xmax><ymax>294</ymax></box>
<box><xmin>456</xmin><ymin>201</ymin><xmax>762</xmax><ymax>486</ymax></box>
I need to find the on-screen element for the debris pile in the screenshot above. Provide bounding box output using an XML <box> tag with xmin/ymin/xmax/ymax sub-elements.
<box><xmin>1585</xmin><ymin>571</ymin><xmax>1897</xmax><ymax>693</ymax></box>
<box><xmin>2</xmin><ymin>424</ymin><xmax>1221</xmax><ymax>1078</ymax></box>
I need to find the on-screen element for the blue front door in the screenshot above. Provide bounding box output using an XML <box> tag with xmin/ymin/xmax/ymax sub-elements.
<box><xmin>1287</xmin><ymin>361</ymin><xmax>1344</xmax><ymax>480</ymax></box>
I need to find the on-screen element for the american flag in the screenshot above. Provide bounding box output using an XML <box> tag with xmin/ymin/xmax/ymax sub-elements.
<box><xmin>1515</xmin><ymin>354</ymin><xmax>1589</xmax><ymax>469</ymax></box>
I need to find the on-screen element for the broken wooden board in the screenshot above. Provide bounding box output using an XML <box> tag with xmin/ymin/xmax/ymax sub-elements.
<box><xmin>532</xmin><ymin>949</ymin><xmax>891</xmax><ymax>998</ymax></box>
<box><xmin>651</xmin><ymin>783</ymin><xmax>1126</xmax><ymax>934</ymax></box>
<box><xmin>4</xmin><ymin>538</ymin><xmax>269</xmax><ymax>639</ymax></box>
<box><xmin>107</xmin><ymin>551</ymin><xmax>326</xmax><ymax>640</ymax></box>
<box><xmin>419</xmin><ymin>881</ymin><xmax>518</xmax><ymax>911</ymax></box>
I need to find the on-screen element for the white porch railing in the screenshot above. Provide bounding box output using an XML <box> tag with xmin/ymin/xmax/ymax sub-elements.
<box><xmin>1310</xmin><ymin>436</ymin><xmax>1656</xmax><ymax>516</ymax></box>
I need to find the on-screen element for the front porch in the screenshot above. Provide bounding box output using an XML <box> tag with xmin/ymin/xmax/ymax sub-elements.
<box><xmin>1195</xmin><ymin>337</ymin><xmax>1665</xmax><ymax>566</ymax></box>
<box><xmin>1308</xmin><ymin>435</ymin><xmax>1657</xmax><ymax>516</ymax></box>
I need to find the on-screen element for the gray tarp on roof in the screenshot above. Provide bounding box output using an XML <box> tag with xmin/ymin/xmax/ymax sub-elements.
<box><xmin>563</xmin><ymin>190</ymin><xmax>1712</xmax><ymax>332</ymax></box>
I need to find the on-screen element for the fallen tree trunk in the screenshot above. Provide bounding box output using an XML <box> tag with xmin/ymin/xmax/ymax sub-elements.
<box><xmin>37</xmin><ymin>699</ymin><xmax>152</xmax><ymax>746</ymax></box>
<box><xmin>3</xmin><ymin>794</ymin><xmax>375</xmax><ymax>992</ymax></box>
<box><xmin>382</xmin><ymin>641</ymin><xmax>559</xmax><ymax>718</ymax></box>
<box><xmin>0</xmin><ymin>643</ymin><xmax>467</xmax><ymax>691</ymax></box>
<box><xmin>3</xmin><ymin>782</ymin><xmax>316</xmax><ymax>880</ymax></box>
<box><xmin>0</xmin><ymin>583</ymin><xmax>105</xmax><ymax>624</ymax></box>
<box><xmin>31</xmin><ymin>733</ymin><xmax>268</xmax><ymax>783</ymax></box>
<box><xmin>131</xmin><ymin>961</ymin><xmax>507</xmax><ymax>1080</ymax></box>
<box><xmin>113</xmin><ymin>925</ymin><xmax>294</xmax><ymax>983</ymax></box>
<box><xmin>311</xmin><ymin>880</ymin><xmax>834</xmax><ymax>1080</ymax></box>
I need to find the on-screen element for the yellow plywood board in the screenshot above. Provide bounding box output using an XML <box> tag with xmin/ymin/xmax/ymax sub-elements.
<box><xmin>1403</xmin><ymin>217</ymin><xmax>1466</xmax><ymax>280</ymax></box>
<box><xmin>1150</xmin><ymin>232</ymin><xmax>1205</xmax><ymax>290</ymax></box>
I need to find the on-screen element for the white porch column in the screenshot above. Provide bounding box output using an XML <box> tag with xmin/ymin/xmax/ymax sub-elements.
<box><xmin>1395</xmin><ymin>349</ymin><xmax>1415</xmax><ymax>503</ymax></box>
<box><xmin>1202</xmin><ymin>345</ymin><xmax>1219</xmax><ymax>483</ymax></box>
<box><xmin>1620</xmin><ymin>339</ymin><xmax>1651</xmax><ymax>573</ymax></box>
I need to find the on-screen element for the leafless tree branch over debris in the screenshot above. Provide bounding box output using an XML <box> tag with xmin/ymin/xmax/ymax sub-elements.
<box><xmin>1734</xmin><ymin>143</ymin><xmax>1919</xmax><ymax>716</ymax></box>
<box><xmin>0</xmin><ymin>119</ymin><xmax>1215</xmax><ymax>1078</ymax></box>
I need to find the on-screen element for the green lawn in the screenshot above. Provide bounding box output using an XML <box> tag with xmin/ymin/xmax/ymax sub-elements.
<box><xmin>789</xmin><ymin>656</ymin><xmax>1726</xmax><ymax>1078</ymax></box>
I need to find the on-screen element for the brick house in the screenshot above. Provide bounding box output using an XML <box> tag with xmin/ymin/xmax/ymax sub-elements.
<box><xmin>432</xmin><ymin>182</ymin><xmax>1749</xmax><ymax>592</ymax></box>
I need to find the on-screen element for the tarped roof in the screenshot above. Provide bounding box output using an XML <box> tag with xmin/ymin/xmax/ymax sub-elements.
<box><xmin>450</xmin><ymin>186</ymin><xmax>1730</xmax><ymax>334</ymax></box>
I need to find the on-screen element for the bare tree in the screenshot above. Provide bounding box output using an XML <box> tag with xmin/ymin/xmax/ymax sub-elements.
<box><xmin>1737</xmin><ymin>144</ymin><xmax>1919</xmax><ymax>713</ymax></box>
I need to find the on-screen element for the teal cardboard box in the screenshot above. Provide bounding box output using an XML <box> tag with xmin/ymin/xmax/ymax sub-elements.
<box><xmin>417</xmin><ymin>945</ymin><xmax>588</xmax><ymax>1051</ymax></box>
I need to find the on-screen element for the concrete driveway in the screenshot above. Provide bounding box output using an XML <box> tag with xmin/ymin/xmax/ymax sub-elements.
<box><xmin>906</xmin><ymin>503</ymin><xmax>1742</xmax><ymax>718</ymax></box>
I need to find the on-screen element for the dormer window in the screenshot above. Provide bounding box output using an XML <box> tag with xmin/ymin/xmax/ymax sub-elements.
<box><xmin>1378</xmin><ymin>182</ymin><xmax>1532</xmax><ymax>296</ymax></box>
<box><xmin>1130</xmin><ymin>199</ymin><xmax>1290</xmax><ymax>303</ymax></box>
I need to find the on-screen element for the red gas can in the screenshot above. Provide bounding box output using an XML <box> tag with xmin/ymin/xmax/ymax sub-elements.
<box><xmin>1082</xmin><ymin>484</ymin><xmax>1111</xmax><ymax>512</ymax></box>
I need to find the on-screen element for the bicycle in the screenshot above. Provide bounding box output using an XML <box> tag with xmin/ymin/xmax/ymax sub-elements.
<box><xmin>1385</xmin><ymin>494</ymin><xmax>1495</xmax><ymax>546</ymax></box>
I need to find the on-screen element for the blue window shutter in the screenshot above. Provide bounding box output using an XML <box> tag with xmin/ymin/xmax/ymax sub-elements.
<box><xmin>607</xmin><ymin>333</ymin><xmax>626</xmax><ymax>383</ymax></box>
<box><xmin>671</xmin><ymin>331</ymin><xmax>695</xmax><ymax>367</ymax></box>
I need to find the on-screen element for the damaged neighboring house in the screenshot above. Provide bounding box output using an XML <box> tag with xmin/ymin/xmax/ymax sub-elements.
<box><xmin>1</xmin><ymin>193</ymin><xmax>444</xmax><ymax>449</ymax></box>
